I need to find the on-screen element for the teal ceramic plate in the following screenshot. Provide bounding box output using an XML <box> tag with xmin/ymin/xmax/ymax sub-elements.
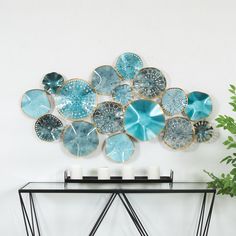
<box><xmin>112</xmin><ymin>84</ymin><xmax>133</xmax><ymax>106</ymax></box>
<box><xmin>194</xmin><ymin>120</ymin><xmax>214</xmax><ymax>143</ymax></box>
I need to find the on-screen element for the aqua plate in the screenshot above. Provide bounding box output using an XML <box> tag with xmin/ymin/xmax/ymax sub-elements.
<box><xmin>42</xmin><ymin>72</ymin><xmax>64</xmax><ymax>94</ymax></box>
<box><xmin>112</xmin><ymin>84</ymin><xmax>133</xmax><ymax>106</ymax></box>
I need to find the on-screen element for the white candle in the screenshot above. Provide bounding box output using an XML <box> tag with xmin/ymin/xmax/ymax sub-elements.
<box><xmin>122</xmin><ymin>166</ymin><xmax>134</xmax><ymax>179</ymax></box>
<box><xmin>147</xmin><ymin>166</ymin><xmax>160</xmax><ymax>179</ymax></box>
<box><xmin>98</xmin><ymin>167</ymin><xmax>110</xmax><ymax>180</ymax></box>
<box><xmin>70</xmin><ymin>165</ymin><xmax>83</xmax><ymax>179</ymax></box>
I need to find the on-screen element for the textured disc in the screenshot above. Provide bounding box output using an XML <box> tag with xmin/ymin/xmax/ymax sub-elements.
<box><xmin>124</xmin><ymin>99</ymin><xmax>165</xmax><ymax>141</ymax></box>
<box><xmin>105</xmin><ymin>133</ymin><xmax>135</xmax><ymax>163</ymax></box>
<box><xmin>194</xmin><ymin>120</ymin><xmax>214</xmax><ymax>143</ymax></box>
<box><xmin>133</xmin><ymin>67</ymin><xmax>167</xmax><ymax>99</ymax></box>
<box><xmin>42</xmin><ymin>72</ymin><xmax>64</xmax><ymax>94</ymax></box>
<box><xmin>116</xmin><ymin>52</ymin><xmax>143</xmax><ymax>80</ymax></box>
<box><xmin>92</xmin><ymin>102</ymin><xmax>124</xmax><ymax>134</ymax></box>
<box><xmin>56</xmin><ymin>79</ymin><xmax>96</xmax><ymax>120</ymax></box>
<box><xmin>184</xmin><ymin>91</ymin><xmax>212</xmax><ymax>121</ymax></box>
<box><xmin>112</xmin><ymin>84</ymin><xmax>133</xmax><ymax>106</ymax></box>
<box><xmin>21</xmin><ymin>89</ymin><xmax>52</xmax><ymax>119</ymax></box>
<box><xmin>62</xmin><ymin>121</ymin><xmax>99</xmax><ymax>157</ymax></box>
<box><xmin>161</xmin><ymin>88</ymin><xmax>188</xmax><ymax>116</ymax></box>
<box><xmin>35</xmin><ymin>114</ymin><xmax>63</xmax><ymax>142</ymax></box>
<box><xmin>163</xmin><ymin>117</ymin><xmax>194</xmax><ymax>150</ymax></box>
<box><xmin>91</xmin><ymin>65</ymin><xmax>120</xmax><ymax>95</ymax></box>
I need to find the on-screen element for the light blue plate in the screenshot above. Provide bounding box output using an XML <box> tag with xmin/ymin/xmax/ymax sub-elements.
<box><xmin>92</xmin><ymin>102</ymin><xmax>124</xmax><ymax>134</ymax></box>
<box><xmin>116</xmin><ymin>52</ymin><xmax>143</xmax><ymax>80</ymax></box>
<box><xmin>124</xmin><ymin>99</ymin><xmax>165</xmax><ymax>141</ymax></box>
<box><xmin>56</xmin><ymin>79</ymin><xmax>96</xmax><ymax>120</ymax></box>
<box><xmin>185</xmin><ymin>91</ymin><xmax>212</xmax><ymax>121</ymax></box>
<box><xmin>161</xmin><ymin>88</ymin><xmax>187</xmax><ymax>116</ymax></box>
<box><xmin>42</xmin><ymin>72</ymin><xmax>64</xmax><ymax>94</ymax></box>
<box><xmin>112</xmin><ymin>84</ymin><xmax>132</xmax><ymax>106</ymax></box>
<box><xmin>62</xmin><ymin>121</ymin><xmax>99</xmax><ymax>157</ymax></box>
<box><xmin>163</xmin><ymin>117</ymin><xmax>194</xmax><ymax>150</ymax></box>
<box><xmin>133</xmin><ymin>67</ymin><xmax>167</xmax><ymax>99</ymax></box>
<box><xmin>105</xmin><ymin>133</ymin><xmax>135</xmax><ymax>163</ymax></box>
<box><xmin>91</xmin><ymin>65</ymin><xmax>120</xmax><ymax>95</ymax></box>
<box><xmin>21</xmin><ymin>89</ymin><xmax>52</xmax><ymax>119</ymax></box>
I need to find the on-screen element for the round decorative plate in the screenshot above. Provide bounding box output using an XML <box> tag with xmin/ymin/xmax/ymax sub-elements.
<box><xmin>92</xmin><ymin>102</ymin><xmax>124</xmax><ymax>134</ymax></box>
<box><xmin>42</xmin><ymin>72</ymin><xmax>64</xmax><ymax>94</ymax></box>
<box><xmin>115</xmin><ymin>52</ymin><xmax>143</xmax><ymax>80</ymax></box>
<box><xmin>35</xmin><ymin>114</ymin><xmax>63</xmax><ymax>142</ymax></box>
<box><xmin>133</xmin><ymin>67</ymin><xmax>167</xmax><ymax>99</ymax></box>
<box><xmin>163</xmin><ymin>117</ymin><xmax>194</xmax><ymax>150</ymax></box>
<box><xmin>124</xmin><ymin>99</ymin><xmax>165</xmax><ymax>141</ymax></box>
<box><xmin>112</xmin><ymin>84</ymin><xmax>133</xmax><ymax>106</ymax></box>
<box><xmin>184</xmin><ymin>91</ymin><xmax>212</xmax><ymax>121</ymax></box>
<box><xmin>105</xmin><ymin>133</ymin><xmax>135</xmax><ymax>163</ymax></box>
<box><xmin>56</xmin><ymin>79</ymin><xmax>97</xmax><ymax>120</ymax></box>
<box><xmin>194</xmin><ymin>120</ymin><xmax>214</xmax><ymax>143</ymax></box>
<box><xmin>161</xmin><ymin>88</ymin><xmax>188</xmax><ymax>116</ymax></box>
<box><xmin>62</xmin><ymin>121</ymin><xmax>99</xmax><ymax>157</ymax></box>
<box><xmin>21</xmin><ymin>89</ymin><xmax>52</xmax><ymax>119</ymax></box>
<box><xmin>91</xmin><ymin>65</ymin><xmax>120</xmax><ymax>95</ymax></box>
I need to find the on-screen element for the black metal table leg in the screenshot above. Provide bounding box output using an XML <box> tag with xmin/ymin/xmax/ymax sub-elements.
<box><xmin>89</xmin><ymin>193</ymin><xmax>117</xmax><ymax>236</ymax></box>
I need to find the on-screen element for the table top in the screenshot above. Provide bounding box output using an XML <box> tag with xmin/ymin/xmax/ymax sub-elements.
<box><xmin>19</xmin><ymin>182</ymin><xmax>216</xmax><ymax>194</ymax></box>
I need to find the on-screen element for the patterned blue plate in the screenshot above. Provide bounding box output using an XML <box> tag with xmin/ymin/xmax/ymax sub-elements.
<box><xmin>62</xmin><ymin>121</ymin><xmax>99</xmax><ymax>157</ymax></box>
<box><xmin>124</xmin><ymin>99</ymin><xmax>165</xmax><ymax>141</ymax></box>
<box><xmin>194</xmin><ymin>120</ymin><xmax>214</xmax><ymax>143</ymax></box>
<box><xmin>112</xmin><ymin>84</ymin><xmax>133</xmax><ymax>106</ymax></box>
<box><xmin>42</xmin><ymin>72</ymin><xmax>64</xmax><ymax>94</ymax></box>
<box><xmin>133</xmin><ymin>67</ymin><xmax>167</xmax><ymax>99</ymax></box>
<box><xmin>56</xmin><ymin>79</ymin><xmax>97</xmax><ymax>120</ymax></box>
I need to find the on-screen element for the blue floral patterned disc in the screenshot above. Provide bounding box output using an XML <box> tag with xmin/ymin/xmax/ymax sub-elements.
<box><xmin>116</xmin><ymin>52</ymin><xmax>143</xmax><ymax>80</ymax></box>
<box><xmin>124</xmin><ymin>99</ymin><xmax>165</xmax><ymax>141</ymax></box>
<box><xmin>133</xmin><ymin>67</ymin><xmax>167</xmax><ymax>99</ymax></box>
<box><xmin>105</xmin><ymin>133</ymin><xmax>135</xmax><ymax>163</ymax></box>
<box><xmin>92</xmin><ymin>102</ymin><xmax>124</xmax><ymax>134</ymax></box>
<box><xmin>161</xmin><ymin>88</ymin><xmax>188</xmax><ymax>116</ymax></box>
<box><xmin>42</xmin><ymin>72</ymin><xmax>64</xmax><ymax>94</ymax></box>
<box><xmin>184</xmin><ymin>91</ymin><xmax>212</xmax><ymax>121</ymax></box>
<box><xmin>56</xmin><ymin>79</ymin><xmax>96</xmax><ymax>120</ymax></box>
<box><xmin>62</xmin><ymin>121</ymin><xmax>99</xmax><ymax>157</ymax></box>
<box><xmin>112</xmin><ymin>84</ymin><xmax>132</xmax><ymax>106</ymax></box>
<box><xmin>35</xmin><ymin>114</ymin><xmax>63</xmax><ymax>142</ymax></box>
<box><xmin>163</xmin><ymin>117</ymin><xmax>194</xmax><ymax>150</ymax></box>
<box><xmin>194</xmin><ymin>120</ymin><xmax>214</xmax><ymax>143</ymax></box>
<box><xmin>91</xmin><ymin>65</ymin><xmax>120</xmax><ymax>95</ymax></box>
<box><xmin>21</xmin><ymin>89</ymin><xmax>52</xmax><ymax>119</ymax></box>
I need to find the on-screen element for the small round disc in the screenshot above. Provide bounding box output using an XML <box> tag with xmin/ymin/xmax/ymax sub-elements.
<box><xmin>21</xmin><ymin>89</ymin><xmax>52</xmax><ymax>119</ymax></box>
<box><xmin>105</xmin><ymin>133</ymin><xmax>135</xmax><ymax>163</ymax></box>
<box><xmin>112</xmin><ymin>84</ymin><xmax>133</xmax><ymax>106</ymax></box>
<box><xmin>92</xmin><ymin>102</ymin><xmax>124</xmax><ymax>134</ymax></box>
<box><xmin>116</xmin><ymin>52</ymin><xmax>143</xmax><ymax>80</ymax></box>
<box><xmin>133</xmin><ymin>67</ymin><xmax>167</xmax><ymax>99</ymax></box>
<box><xmin>42</xmin><ymin>72</ymin><xmax>64</xmax><ymax>94</ymax></box>
<box><xmin>163</xmin><ymin>117</ymin><xmax>194</xmax><ymax>150</ymax></box>
<box><xmin>35</xmin><ymin>114</ymin><xmax>63</xmax><ymax>142</ymax></box>
<box><xmin>194</xmin><ymin>120</ymin><xmax>214</xmax><ymax>143</ymax></box>
<box><xmin>62</xmin><ymin>121</ymin><xmax>99</xmax><ymax>157</ymax></box>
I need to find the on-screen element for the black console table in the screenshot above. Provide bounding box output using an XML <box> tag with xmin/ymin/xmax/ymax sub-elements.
<box><xmin>18</xmin><ymin>182</ymin><xmax>216</xmax><ymax>236</ymax></box>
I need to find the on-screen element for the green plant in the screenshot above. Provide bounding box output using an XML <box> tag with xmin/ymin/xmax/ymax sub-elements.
<box><xmin>205</xmin><ymin>84</ymin><xmax>236</xmax><ymax>197</ymax></box>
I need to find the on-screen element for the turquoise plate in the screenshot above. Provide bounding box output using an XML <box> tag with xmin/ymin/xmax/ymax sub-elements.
<box><xmin>112</xmin><ymin>84</ymin><xmax>133</xmax><ymax>106</ymax></box>
<box><xmin>42</xmin><ymin>72</ymin><xmax>64</xmax><ymax>94</ymax></box>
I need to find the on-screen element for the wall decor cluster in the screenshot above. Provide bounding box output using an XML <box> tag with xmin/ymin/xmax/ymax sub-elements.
<box><xmin>21</xmin><ymin>52</ymin><xmax>215</xmax><ymax>162</ymax></box>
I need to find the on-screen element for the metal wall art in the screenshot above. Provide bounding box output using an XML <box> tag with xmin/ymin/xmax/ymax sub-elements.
<box><xmin>21</xmin><ymin>52</ymin><xmax>214</xmax><ymax>162</ymax></box>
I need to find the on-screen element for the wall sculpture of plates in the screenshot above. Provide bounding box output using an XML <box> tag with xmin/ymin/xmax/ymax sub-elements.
<box><xmin>21</xmin><ymin>53</ymin><xmax>215</xmax><ymax>162</ymax></box>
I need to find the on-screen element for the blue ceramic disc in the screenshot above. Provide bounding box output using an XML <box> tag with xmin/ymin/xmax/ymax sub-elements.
<box><xmin>62</xmin><ymin>121</ymin><xmax>99</xmax><ymax>157</ymax></box>
<box><xmin>112</xmin><ymin>84</ymin><xmax>132</xmax><ymax>106</ymax></box>
<box><xmin>56</xmin><ymin>79</ymin><xmax>96</xmax><ymax>120</ymax></box>
<box><xmin>91</xmin><ymin>65</ymin><xmax>120</xmax><ymax>95</ymax></box>
<box><xmin>92</xmin><ymin>102</ymin><xmax>124</xmax><ymax>134</ymax></box>
<box><xmin>184</xmin><ymin>91</ymin><xmax>212</xmax><ymax>121</ymax></box>
<box><xmin>35</xmin><ymin>114</ymin><xmax>63</xmax><ymax>142</ymax></box>
<box><xmin>21</xmin><ymin>89</ymin><xmax>52</xmax><ymax>119</ymax></box>
<box><xmin>133</xmin><ymin>67</ymin><xmax>167</xmax><ymax>99</ymax></box>
<box><xmin>194</xmin><ymin>120</ymin><xmax>214</xmax><ymax>143</ymax></box>
<box><xmin>161</xmin><ymin>88</ymin><xmax>188</xmax><ymax>116</ymax></box>
<box><xmin>105</xmin><ymin>133</ymin><xmax>135</xmax><ymax>163</ymax></box>
<box><xmin>116</xmin><ymin>52</ymin><xmax>143</xmax><ymax>80</ymax></box>
<box><xmin>163</xmin><ymin>117</ymin><xmax>194</xmax><ymax>150</ymax></box>
<box><xmin>42</xmin><ymin>72</ymin><xmax>64</xmax><ymax>94</ymax></box>
<box><xmin>124</xmin><ymin>99</ymin><xmax>165</xmax><ymax>141</ymax></box>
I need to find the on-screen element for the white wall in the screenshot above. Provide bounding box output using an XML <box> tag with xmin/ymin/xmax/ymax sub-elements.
<box><xmin>0</xmin><ymin>0</ymin><xmax>236</xmax><ymax>235</ymax></box>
